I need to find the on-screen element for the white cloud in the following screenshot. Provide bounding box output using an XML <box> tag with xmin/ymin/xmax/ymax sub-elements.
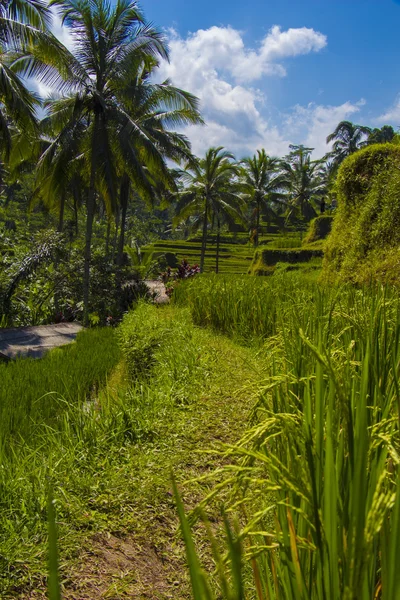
<box><xmin>51</xmin><ymin>9</ymin><xmax>75</xmax><ymax>52</ymax></box>
<box><xmin>284</xmin><ymin>100</ymin><xmax>365</xmax><ymax>157</ymax></box>
<box><xmin>156</xmin><ymin>24</ymin><xmax>327</xmax><ymax>157</ymax></box>
<box><xmin>376</xmin><ymin>96</ymin><xmax>400</xmax><ymax>124</ymax></box>
<box><xmin>161</xmin><ymin>25</ymin><xmax>326</xmax><ymax>85</ymax></box>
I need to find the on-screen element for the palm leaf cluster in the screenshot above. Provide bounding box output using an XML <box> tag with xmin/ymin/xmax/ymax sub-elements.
<box><xmin>0</xmin><ymin>0</ymin><xmax>204</xmax><ymax>323</ymax></box>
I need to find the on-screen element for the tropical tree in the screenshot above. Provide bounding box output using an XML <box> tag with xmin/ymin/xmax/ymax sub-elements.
<box><xmin>326</xmin><ymin>120</ymin><xmax>371</xmax><ymax>168</ymax></box>
<box><xmin>0</xmin><ymin>0</ymin><xmax>71</xmax><ymax>158</ymax></box>
<box><xmin>175</xmin><ymin>147</ymin><xmax>240</xmax><ymax>273</ymax></box>
<box><xmin>36</xmin><ymin>0</ymin><xmax>202</xmax><ymax>324</ymax></box>
<box><xmin>114</xmin><ymin>55</ymin><xmax>202</xmax><ymax>268</ymax></box>
<box><xmin>280</xmin><ymin>145</ymin><xmax>327</xmax><ymax>222</ymax></box>
<box><xmin>241</xmin><ymin>149</ymin><xmax>286</xmax><ymax>246</ymax></box>
<box><xmin>367</xmin><ymin>125</ymin><xmax>395</xmax><ymax>145</ymax></box>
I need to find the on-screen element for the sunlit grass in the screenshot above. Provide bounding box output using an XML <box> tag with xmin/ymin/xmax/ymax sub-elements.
<box><xmin>174</xmin><ymin>274</ymin><xmax>400</xmax><ymax>599</ymax></box>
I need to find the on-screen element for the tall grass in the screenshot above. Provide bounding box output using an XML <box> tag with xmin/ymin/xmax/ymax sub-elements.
<box><xmin>0</xmin><ymin>327</ymin><xmax>120</xmax><ymax>455</ymax></box>
<box><xmin>174</xmin><ymin>274</ymin><xmax>400</xmax><ymax>599</ymax></box>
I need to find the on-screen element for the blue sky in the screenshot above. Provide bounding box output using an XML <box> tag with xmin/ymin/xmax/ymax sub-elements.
<box><xmin>52</xmin><ymin>0</ymin><xmax>400</xmax><ymax>158</ymax></box>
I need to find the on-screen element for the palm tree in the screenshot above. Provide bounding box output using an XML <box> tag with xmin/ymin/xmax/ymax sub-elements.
<box><xmin>281</xmin><ymin>145</ymin><xmax>326</xmax><ymax>223</ymax></box>
<box><xmin>241</xmin><ymin>149</ymin><xmax>286</xmax><ymax>246</ymax></box>
<box><xmin>368</xmin><ymin>125</ymin><xmax>395</xmax><ymax>145</ymax></box>
<box><xmin>114</xmin><ymin>55</ymin><xmax>203</xmax><ymax>267</ymax></box>
<box><xmin>175</xmin><ymin>147</ymin><xmax>240</xmax><ymax>273</ymax></box>
<box><xmin>326</xmin><ymin>121</ymin><xmax>371</xmax><ymax>168</ymax></box>
<box><xmin>37</xmin><ymin>0</ymin><xmax>202</xmax><ymax>324</ymax></box>
<box><xmin>211</xmin><ymin>190</ymin><xmax>243</xmax><ymax>273</ymax></box>
<box><xmin>0</xmin><ymin>0</ymin><xmax>72</xmax><ymax>158</ymax></box>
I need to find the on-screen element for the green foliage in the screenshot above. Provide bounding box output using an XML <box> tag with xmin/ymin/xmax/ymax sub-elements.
<box><xmin>249</xmin><ymin>247</ymin><xmax>323</xmax><ymax>274</ymax></box>
<box><xmin>174</xmin><ymin>274</ymin><xmax>400</xmax><ymax>599</ymax></box>
<box><xmin>324</xmin><ymin>143</ymin><xmax>400</xmax><ymax>282</ymax></box>
<box><xmin>0</xmin><ymin>327</ymin><xmax>120</xmax><ymax>453</ymax></box>
<box><xmin>326</xmin><ymin>120</ymin><xmax>372</xmax><ymax>168</ymax></box>
<box><xmin>303</xmin><ymin>214</ymin><xmax>333</xmax><ymax>244</ymax></box>
<box><xmin>280</xmin><ymin>145</ymin><xmax>327</xmax><ymax>221</ymax></box>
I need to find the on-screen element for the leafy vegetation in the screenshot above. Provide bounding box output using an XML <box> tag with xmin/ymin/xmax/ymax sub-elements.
<box><xmin>0</xmin><ymin>303</ymin><xmax>260</xmax><ymax>597</ymax></box>
<box><xmin>173</xmin><ymin>273</ymin><xmax>400</xmax><ymax>599</ymax></box>
<box><xmin>324</xmin><ymin>143</ymin><xmax>400</xmax><ymax>282</ymax></box>
<box><xmin>303</xmin><ymin>214</ymin><xmax>333</xmax><ymax>244</ymax></box>
<box><xmin>1</xmin><ymin>0</ymin><xmax>400</xmax><ymax>596</ymax></box>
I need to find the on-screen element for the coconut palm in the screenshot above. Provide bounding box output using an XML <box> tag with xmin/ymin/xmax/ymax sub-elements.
<box><xmin>211</xmin><ymin>192</ymin><xmax>243</xmax><ymax>273</ymax></box>
<box><xmin>37</xmin><ymin>0</ymin><xmax>202</xmax><ymax>324</ymax></box>
<box><xmin>367</xmin><ymin>125</ymin><xmax>395</xmax><ymax>145</ymax></box>
<box><xmin>0</xmin><ymin>0</ymin><xmax>72</xmax><ymax>158</ymax></box>
<box><xmin>326</xmin><ymin>120</ymin><xmax>371</xmax><ymax>168</ymax></box>
<box><xmin>114</xmin><ymin>55</ymin><xmax>203</xmax><ymax>267</ymax></box>
<box><xmin>280</xmin><ymin>145</ymin><xmax>327</xmax><ymax>222</ymax></box>
<box><xmin>175</xmin><ymin>147</ymin><xmax>241</xmax><ymax>273</ymax></box>
<box><xmin>241</xmin><ymin>149</ymin><xmax>286</xmax><ymax>246</ymax></box>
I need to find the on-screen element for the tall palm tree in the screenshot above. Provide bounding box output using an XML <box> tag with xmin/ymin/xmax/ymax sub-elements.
<box><xmin>114</xmin><ymin>55</ymin><xmax>203</xmax><ymax>267</ymax></box>
<box><xmin>281</xmin><ymin>145</ymin><xmax>326</xmax><ymax>222</ymax></box>
<box><xmin>241</xmin><ymin>149</ymin><xmax>286</xmax><ymax>246</ymax></box>
<box><xmin>326</xmin><ymin>121</ymin><xmax>371</xmax><ymax>168</ymax></box>
<box><xmin>175</xmin><ymin>147</ymin><xmax>240</xmax><ymax>273</ymax></box>
<box><xmin>210</xmin><ymin>190</ymin><xmax>243</xmax><ymax>273</ymax></box>
<box><xmin>37</xmin><ymin>0</ymin><xmax>202</xmax><ymax>324</ymax></box>
<box><xmin>0</xmin><ymin>0</ymin><xmax>72</xmax><ymax>158</ymax></box>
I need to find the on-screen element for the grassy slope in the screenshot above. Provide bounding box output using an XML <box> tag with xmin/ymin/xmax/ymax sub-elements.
<box><xmin>3</xmin><ymin>305</ymin><xmax>264</xmax><ymax>599</ymax></box>
<box><xmin>143</xmin><ymin>232</ymin><xmax>307</xmax><ymax>275</ymax></box>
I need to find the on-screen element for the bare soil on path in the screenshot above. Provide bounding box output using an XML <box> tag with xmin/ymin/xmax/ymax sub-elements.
<box><xmin>15</xmin><ymin>314</ymin><xmax>262</xmax><ymax>599</ymax></box>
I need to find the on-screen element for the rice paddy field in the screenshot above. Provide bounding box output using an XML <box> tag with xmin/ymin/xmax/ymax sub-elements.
<box><xmin>1</xmin><ymin>271</ymin><xmax>399</xmax><ymax>599</ymax></box>
<box><xmin>173</xmin><ymin>274</ymin><xmax>400</xmax><ymax>599</ymax></box>
<box><xmin>143</xmin><ymin>230</ymin><xmax>310</xmax><ymax>274</ymax></box>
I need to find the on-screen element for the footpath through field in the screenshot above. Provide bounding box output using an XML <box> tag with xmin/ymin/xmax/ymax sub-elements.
<box><xmin>18</xmin><ymin>306</ymin><xmax>264</xmax><ymax>599</ymax></box>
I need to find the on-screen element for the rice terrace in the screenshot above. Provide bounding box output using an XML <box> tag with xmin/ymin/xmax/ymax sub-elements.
<box><xmin>1</xmin><ymin>0</ymin><xmax>400</xmax><ymax>598</ymax></box>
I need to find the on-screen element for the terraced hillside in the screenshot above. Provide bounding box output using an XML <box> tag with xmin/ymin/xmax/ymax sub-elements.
<box><xmin>143</xmin><ymin>231</ymin><xmax>311</xmax><ymax>274</ymax></box>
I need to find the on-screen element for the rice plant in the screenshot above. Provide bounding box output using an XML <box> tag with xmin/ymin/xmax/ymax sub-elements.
<box><xmin>174</xmin><ymin>274</ymin><xmax>400</xmax><ymax>599</ymax></box>
<box><xmin>0</xmin><ymin>327</ymin><xmax>120</xmax><ymax>455</ymax></box>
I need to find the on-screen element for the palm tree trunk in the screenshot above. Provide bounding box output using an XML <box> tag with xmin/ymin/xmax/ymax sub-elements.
<box><xmin>256</xmin><ymin>199</ymin><xmax>260</xmax><ymax>246</ymax></box>
<box><xmin>117</xmin><ymin>175</ymin><xmax>130</xmax><ymax>267</ymax></box>
<box><xmin>105</xmin><ymin>219</ymin><xmax>111</xmax><ymax>256</ymax></box>
<box><xmin>58</xmin><ymin>193</ymin><xmax>65</xmax><ymax>233</ymax></box>
<box><xmin>73</xmin><ymin>188</ymin><xmax>79</xmax><ymax>236</ymax></box>
<box><xmin>200</xmin><ymin>195</ymin><xmax>208</xmax><ymax>273</ymax></box>
<box><xmin>55</xmin><ymin>192</ymin><xmax>66</xmax><ymax>315</ymax></box>
<box><xmin>83</xmin><ymin>167</ymin><xmax>96</xmax><ymax>327</ymax></box>
<box><xmin>216</xmin><ymin>214</ymin><xmax>220</xmax><ymax>274</ymax></box>
<box><xmin>112</xmin><ymin>209</ymin><xmax>120</xmax><ymax>263</ymax></box>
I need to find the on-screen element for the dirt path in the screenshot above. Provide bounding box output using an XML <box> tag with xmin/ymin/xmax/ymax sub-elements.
<box><xmin>145</xmin><ymin>280</ymin><xmax>169</xmax><ymax>304</ymax></box>
<box><xmin>64</xmin><ymin>335</ymin><xmax>260</xmax><ymax>599</ymax></box>
<box><xmin>16</xmin><ymin>311</ymin><xmax>263</xmax><ymax>599</ymax></box>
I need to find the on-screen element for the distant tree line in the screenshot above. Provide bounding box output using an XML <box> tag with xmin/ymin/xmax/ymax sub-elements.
<box><xmin>0</xmin><ymin>0</ymin><xmax>396</xmax><ymax>321</ymax></box>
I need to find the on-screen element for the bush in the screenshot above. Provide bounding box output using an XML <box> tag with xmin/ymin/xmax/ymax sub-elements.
<box><xmin>324</xmin><ymin>144</ymin><xmax>400</xmax><ymax>282</ymax></box>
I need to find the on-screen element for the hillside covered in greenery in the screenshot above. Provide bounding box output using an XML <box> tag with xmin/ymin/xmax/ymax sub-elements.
<box><xmin>1</xmin><ymin>0</ymin><xmax>400</xmax><ymax>598</ymax></box>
